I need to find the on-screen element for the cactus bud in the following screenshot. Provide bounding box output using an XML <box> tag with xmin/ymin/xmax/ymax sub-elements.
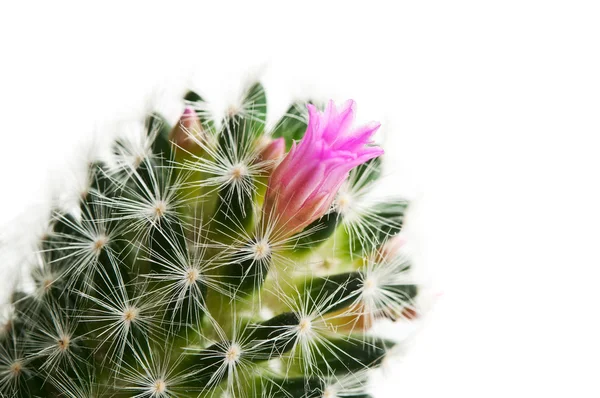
<box><xmin>169</xmin><ymin>107</ymin><xmax>204</xmax><ymax>152</ymax></box>
<box><xmin>377</xmin><ymin>235</ymin><xmax>406</xmax><ymax>262</ymax></box>
<box><xmin>257</xmin><ymin>137</ymin><xmax>285</xmax><ymax>164</ymax></box>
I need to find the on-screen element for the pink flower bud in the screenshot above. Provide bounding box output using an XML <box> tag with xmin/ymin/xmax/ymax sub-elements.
<box><xmin>258</xmin><ymin>137</ymin><xmax>285</xmax><ymax>164</ymax></box>
<box><xmin>377</xmin><ymin>235</ymin><xmax>406</xmax><ymax>262</ymax></box>
<box><xmin>263</xmin><ymin>100</ymin><xmax>383</xmax><ymax>237</ymax></box>
<box><xmin>169</xmin><ymin>107</ymin><xmax>203</xmax><ymax>152</ymax></box>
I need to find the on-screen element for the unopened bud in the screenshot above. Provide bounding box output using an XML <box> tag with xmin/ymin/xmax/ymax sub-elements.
<box><xmin>258</xmin><ymin>137</ymin><xmax>285</xmax><ymax>163</ymax></box>
<box><xmin>377</xmin><ymin>235</ymin><xmax>405</xmax><ymax>262</ymax></box>
<box><xmin>169</xmin><ymin>107</ymin><xmax>203</xmax><ymax>152</ymax></box>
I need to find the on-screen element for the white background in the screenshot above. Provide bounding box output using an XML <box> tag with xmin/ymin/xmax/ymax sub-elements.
<box><xmin>1</xmin><ymin>1</ymin><xmax>600</xmax><ymax>397</ymax></box>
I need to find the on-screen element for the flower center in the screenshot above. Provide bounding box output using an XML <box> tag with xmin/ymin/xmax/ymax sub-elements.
<box><xmin>336</xmin><ymin>193</ymin><xmax>353</xmax><ymax>214</ymax></box>
<box><xmin>122</xmin><ymin>306</ymin><xmax>139</xmax><ymax>323</ymax></box>
<box><xmin>323</xmin><ymin>387</ymin><xmax>337</xmax><ymax>398</ymax></box>
<box><xmin>92</xmin><ymin>234</ymin><xmax>109</xmax><ymax>254</ymax></box>
<box><xmin>298</xmin><ymin>317</ymin><xmax>312</xmax><ymax>335</ymax></box>
<box><xmin>185</xmin><ymin>267</ymin><xmax>200</xmax><ymax>285</ymax></box>
<box><xmin>362</xmin><ymin>276</ymin><xmax>379</xmax><ymax>297</ymax></box>
<box><xmin>227</xmin><ymin>105</ymin><xmax>239</xmax><ymax>117</ymax></box>
<box><xmin>224</xmin><ymin>343</ymin><xmax>241</xmax><ymax>364</ymax></box>
<box><xmin>42</xmin><ymin>278</ymin><xmax>54</xmax><ymax>291</ymax></box>
<box><xmin>10</xmin><ymin>361</ymin><xmax>22</xmax><ymax>376</ymax></box>
<box><xmin>56</xmin><ymin>335</ymin><xmax>70</xmax><ymax>351</ymax></box>
<box><xmin>153</xmin><ymin>200</ymin><xmax>168</xmax><ymax>218</ymax></box>
<box><xmin>152</xmin><ymin>379</ymin><xmax>167</xmax><ymax>394</ymax></box>
<box><xmin>1</xmin><ymin>320</ymin><xmax>12</xmax><ymax>336</ymax></box>
<box><xmin>228</xmin><ymin>163</ymin><xmax>248</xmax><ymax>181</ymax></box>
<box><xmin>252</xmin><ymin>240</ymin><xmax>271</xmax><ymax>260</ymax></box>
<box><xmin>133</xmin><ymin>154</ymin><xmax>146</xmax><ymax>168</ymax></box>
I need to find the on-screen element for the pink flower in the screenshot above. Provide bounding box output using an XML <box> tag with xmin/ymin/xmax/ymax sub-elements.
<box><xmin>263</xmin><ymin>100</ymin><xmax>383</xmax><ymax>237</ymax></box>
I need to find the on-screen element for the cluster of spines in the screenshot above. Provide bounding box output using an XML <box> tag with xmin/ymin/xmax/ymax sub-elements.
<box><xmin>0</xmin><ymin>82</ymin><xmax>417</xmax><ymax>398</ymax></box>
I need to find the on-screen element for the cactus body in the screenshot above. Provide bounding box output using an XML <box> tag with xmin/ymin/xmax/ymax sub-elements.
<box><xmin>0</xmin><ymin>83</ymin><xmax>417</xmax><ymax>397</ymax></box>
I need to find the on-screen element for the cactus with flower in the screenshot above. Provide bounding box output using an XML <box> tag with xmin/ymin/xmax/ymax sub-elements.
<box><xmin>0</xmin><ymin>82</ymin><xmax>418</xmax><ymax>397</ymax></box>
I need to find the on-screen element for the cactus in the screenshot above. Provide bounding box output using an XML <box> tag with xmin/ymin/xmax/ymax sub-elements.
<box><xmin>0</xmin><ymin>82</ymin><xmax>418</xmax><ymax>397</ymax></box>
